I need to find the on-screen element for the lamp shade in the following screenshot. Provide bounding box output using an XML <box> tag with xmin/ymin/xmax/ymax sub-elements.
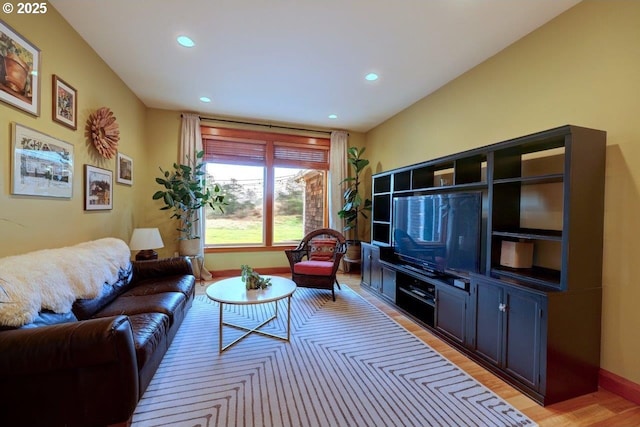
<box><xmin>129</xmin><ymin>228</ymin><xmax>164</xmax><ymax>250</ymax></box>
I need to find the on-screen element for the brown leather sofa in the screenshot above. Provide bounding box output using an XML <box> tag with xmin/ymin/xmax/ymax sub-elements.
<box><xmin>0</xmin><ymin>257</ymin><xmax>196</xmax><ymax>427</ymax></box>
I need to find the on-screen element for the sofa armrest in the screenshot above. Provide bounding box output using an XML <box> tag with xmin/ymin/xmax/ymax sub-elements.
<box><xmin>132</xmin><ymin>256</ymin><xmax>194</xmax><ymax>282</ymax></box>
<box><xmin>0</xmin><ymin>316</ymin><xmax>139</xmax><ymax>426</ymax></box>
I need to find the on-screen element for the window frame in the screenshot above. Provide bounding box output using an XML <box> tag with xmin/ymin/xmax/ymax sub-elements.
<box><xmin>201</xmin><ymin>126</ymin><xmax>330</xmax><ymax>251</ymax></box>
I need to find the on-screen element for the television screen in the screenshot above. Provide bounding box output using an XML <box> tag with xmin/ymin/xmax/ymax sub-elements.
<box><xmin>392</xmin><ymin>192</ymin><xmax>482</xmax><ymax>275</ymax></box>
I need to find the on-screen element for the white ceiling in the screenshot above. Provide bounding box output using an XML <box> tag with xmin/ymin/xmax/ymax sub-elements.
<box><xmin>50</xmin><ymin>0</ymin><xmax>580</xmax><ymax>133</ymax></box>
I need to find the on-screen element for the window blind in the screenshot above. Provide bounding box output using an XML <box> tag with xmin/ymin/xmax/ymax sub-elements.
<box><xmin>202</xmin><ymin>129</ymin><xmax>330</xmax><ymax>170</ymax></box>
<box><xmin>274</xmin><ymin>142</ymin><xmax>329</xmax><ymax>170</ymax></box>
<box><xmin>202</xmin><ymin>137</ymin><xmax>267</xmax><ymax>166</ymax></box>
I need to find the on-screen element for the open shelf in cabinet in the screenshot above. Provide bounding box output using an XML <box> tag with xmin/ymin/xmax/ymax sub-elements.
<box><xmin>373</xmin><ymin>194</ymin><xmax>391</xmax><ymax>222</ymax></box>
<box><xmin>491</xmin><ymin>265</ymin><xmax>561</xmax><ymax>289</ymax></box>
<box><xmin>397</xmin><ymin>286</ymin><xmax>435</xmax><ymax>307</ymax></box>
<box><xmin>394</xmin><ymin>170</ymin><xmax>412</xmax><ymax>191</ymax></box>
<box><xmin>493</xmin><ymin>145</ymin><xmax>565</xmax><ymax>181</ymax></box>
<box><xmin>493</xmin><ymin>173</ymin><xmax>564</xmax><ymax>186</ymax></box>
<box><xmin>395</xmin><ymin>270</ymin><xmax>437</xmax><ymax>327</ymax></box>
<box><xmin>432</xmin><ymin>164</ymin><xmax>455</xmax><ymax>187</ymax></box>
<box><xmin>411</xmin><ymin>182</ymin><xmax>488</xmax><ymax>195</ymax></box>
<box><xmin>405</xmin><ymin>155</ymin><xmax>486</xmax><ymax>191</ymax></box>
<box><xmin>455</xmin><ymin>155</ymin><xmax>485</xmax><ymax>185</ymax></box>
<box><xmin>372</xmin><ymin>173</ymin><xmax>393</xmax><ymax>245</ymax></box>
<box><xmin>373</xmin><ymin>174</ymin><xmax>391</xmax><ymax>193</ymax></box>
<box><xmin>372</xmin><ymin>222</ymin><xmax>390</xmax><ymax>245</ymax></box>
<box><xmin>490</xmin><ymin>229</ymin><xmax>563</xmax><ymax>288</ymax></box>
<box><xmin>493</xmin><ymin>228</ymin><xmax>562</xmax><ymax>242</ymax></box>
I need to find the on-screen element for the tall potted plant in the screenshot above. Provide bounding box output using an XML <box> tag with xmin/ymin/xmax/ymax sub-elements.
<box><xmin>338</xmin><ymin>146</ymin><xmax>372</xmax><ymax>261</ymax></box>
<box><xmin>153</xmin><ymin>150</ymin><xmax>225</xmax><ymax>255</ymax></box>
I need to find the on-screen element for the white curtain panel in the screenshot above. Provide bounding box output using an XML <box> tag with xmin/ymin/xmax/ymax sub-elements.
<box><xmin>329</xmin><ymin>131</ymin><xmax>348</xmax><ymax>233</ymax></box>
<box><xmin>180</xmin><ymin>113</ymin><xmax>212</xmax><ymax>280</ymax></box>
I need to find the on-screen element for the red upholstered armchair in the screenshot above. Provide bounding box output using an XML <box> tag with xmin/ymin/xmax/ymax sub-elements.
<box><xmin>285</xmin><ymin>228</ymin><xmax>347</xmax><ymax>301</ymax></box>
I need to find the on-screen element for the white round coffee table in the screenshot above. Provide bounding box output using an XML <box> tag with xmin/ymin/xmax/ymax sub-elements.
<box><xmin>206</xmin><ymin>276</ymin><xmax>296</xmax><ymax>353</ymax></box>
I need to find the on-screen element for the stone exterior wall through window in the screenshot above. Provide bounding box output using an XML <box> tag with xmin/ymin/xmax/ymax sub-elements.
<box><xmin>303</xmin><ymin>171</ymin><xmax>325</xmax><ymax>235</ymax></box>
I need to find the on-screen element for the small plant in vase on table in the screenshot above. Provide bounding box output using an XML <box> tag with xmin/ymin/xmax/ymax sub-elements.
<box><xmin>241</xmin><ymin>265</ymin><xmax>272</xmax><ymax>290</ymax></box>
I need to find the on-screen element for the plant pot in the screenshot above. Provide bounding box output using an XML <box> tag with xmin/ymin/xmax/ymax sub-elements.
<box><xmin>344</xmin><ymin>240</ymin><xmax>362</xmax><ymax>262</ymax></box>
<box><xmin>178</xmin><ymin>238</ymin><xmax>200</xmax><ymax>256</ymax></box>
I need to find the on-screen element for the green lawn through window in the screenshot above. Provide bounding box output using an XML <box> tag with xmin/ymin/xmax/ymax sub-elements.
<box><xmin>206</xmin><ymin>215</ymin><xmax>303</xmax><ymax>245</ymax></box>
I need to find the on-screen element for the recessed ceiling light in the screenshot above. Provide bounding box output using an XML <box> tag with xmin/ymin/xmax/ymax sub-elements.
<box><xmin>328</xmin><ymin>114</ymin><xmax>338</xmax><ymax>119</ymax></box>
<box><xmin>177</xmin><ymin>35</ymin><xmax>195</xmax><ymax>48</ymax></box>
<box><xmin>365</xmin><ymin>73</ymin><xmax>379</xmax><ymax>81</ymax></box>
<box><xmin>199</xmin><ymin>97</ymin><xmax>211</xmax><ymax>103</ymax></box>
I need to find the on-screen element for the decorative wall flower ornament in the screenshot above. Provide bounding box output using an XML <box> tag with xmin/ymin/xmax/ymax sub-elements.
<box><xmin>87</xmin><ymin>107</ymin><xmax>120</xmax><ymax>159</ymax></box>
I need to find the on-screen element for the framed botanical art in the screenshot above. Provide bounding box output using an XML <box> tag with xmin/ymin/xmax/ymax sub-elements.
<box><xmin>0</xmin><ymin>20</ymin><xmax>41</xmax><ymax>116</ymax></box>
<box><xmin>52</xmin><ymin>75</ymin><xmax>77</xmax><ymax>129</ymax></box>
<box><xmin>11</xmin><ymin>123</ymin><xmax>73</xmax><ymax>198</ymax></box>
<box><xmin>116</xmin><ymin>152</ymin><xmax>133</xmax><ymax>185</ymax></box>
<box><xmin>84</xmin><ymin>165</ymin><xmax>113</xmax><ymax>210</ymax></box>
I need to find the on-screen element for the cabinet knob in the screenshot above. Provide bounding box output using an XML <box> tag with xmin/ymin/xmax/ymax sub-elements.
<box><xmin>498</xmin><ymin>303</ymin><xmax>507</xmax><ymax>312</ymax></box>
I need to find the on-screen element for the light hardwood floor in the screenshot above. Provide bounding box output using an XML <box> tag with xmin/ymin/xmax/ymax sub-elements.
<box><xmin>197</xmin><ymin>272</ymin><xmax>640</xmax><ymax>426</ymax></box>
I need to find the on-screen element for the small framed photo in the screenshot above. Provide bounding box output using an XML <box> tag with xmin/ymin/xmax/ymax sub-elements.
<box><xmin>85</xmin><ymin>165</ymin><xmax>113</xmax><ymax>210</ymax></box>
<box><xmin>116</xmin><ymin>152</ymin><xmax>133</xmax><ymax>185</ymax></box>
<box><xmin>52</xmin><ymin>75</ymin><xmax>77</xmax><ymax>129</ymax></box>
<box><xmin>0</xmin><ymin>20</ymin><xmax>41</xmax><ymax>116</ymax></box>
<box><xmin>11</xmin><ymin>123</ymin><xmax>73</xmax><ymax>198</ymax></box>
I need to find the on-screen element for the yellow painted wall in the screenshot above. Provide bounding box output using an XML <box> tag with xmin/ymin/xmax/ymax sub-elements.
<box><xmin>1</xmin><ymin>8</ymin><xmax>146</xmax><ymax>257</ymax></box>
<box><xmin>140</xmin><ymin>108</ymin><xmax>181</xmax><ymax>258</ymax></box>
<box><xmin>365</xmin><ymin>1</ymin><xmax>640</xmax><ymax>384</ymax></box>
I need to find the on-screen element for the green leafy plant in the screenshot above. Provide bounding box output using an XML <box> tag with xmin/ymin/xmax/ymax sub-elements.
<box><xmin>338</xmin><ymin>146</ymin><xmax>372</xmax><ymax>241</ymax></box>
<box><xmin>153</xmin><ymin>150</ymin><xmax>225</xmax><ymax>240</ymax></box>
<box><xmin>240</xmin><ymin>264</ymin><xmax>272</xmax><ymax>290</ymax></box>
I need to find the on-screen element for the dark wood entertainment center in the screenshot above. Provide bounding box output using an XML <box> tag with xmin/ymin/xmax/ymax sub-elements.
<box><xmin>361</xmin><ymin>125</ymin><xmax>606</xmax><ymax>405</ymax></box>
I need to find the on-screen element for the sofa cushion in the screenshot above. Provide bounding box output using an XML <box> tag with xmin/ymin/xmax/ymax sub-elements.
<box><xmin>20</xmin><ymin>310</ymin><xmax>78</xmax><ymax>329</ymax></box>
<box><xmin>124</xmin><ymin>276</ymin><xmax>195</xmax><ymax>299</ymax></box>
<box><xmin>309</xmin><ymin>238</ymin><xmax>337</xmax><ymax>261</ymax></box>
<box><xmin>93</xmin><ymin>292</ymin><xmax>186</xmax><ymax>325</ymax></box>
<box><xmin>72</xmin><ymin>265</ymin><xmax>134</xmax><ymax>320</ymax></box>
<box><xmin>127</xmin><ymin>312</ymin><xmax>170</xmax><ymax>370</ymax></box>
<box><xmin>294</xmin><ymin>260</ymin><xmax>334</xmax><ymax>275</ymax></box>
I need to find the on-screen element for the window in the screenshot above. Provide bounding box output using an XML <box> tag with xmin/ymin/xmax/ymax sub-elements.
<box><xmin>206</xmin><ymin>163</ymin><xmax>264</xmax><ymax>245</ymax></box>
<box><xmin>201</xmin><ymin>126</ymin><xmax>330</xmax><ymax>248</ymax></box>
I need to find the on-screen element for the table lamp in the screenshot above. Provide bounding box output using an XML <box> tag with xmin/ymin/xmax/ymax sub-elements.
<box><xmin>129</xmin><ymin>228</ymin><xmax>164</xmax><ymax>260</ymax></box>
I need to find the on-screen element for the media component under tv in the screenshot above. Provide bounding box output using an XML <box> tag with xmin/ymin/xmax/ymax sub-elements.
<box><xmin>392</xmin><ymin>192</ymin><xmax>482</xmax><ymax>276</ymax></box>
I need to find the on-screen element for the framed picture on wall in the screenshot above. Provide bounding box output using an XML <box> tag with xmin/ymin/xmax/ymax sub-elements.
<box><xmin>0</xmin><ymin>20</ymin><xmax>41</xmax><ymax>116</ymax></box>
<box><xmin>11</xmin><ymin>123</ymin><xmax>73</xmax><ymax>198</ymax></box>
<box><xmin>52</xmin><ymin>75</ymin><xmax>77</xmax><ymax>129</ymax></box>
<box><xmin>116</xmin><ymin>152</ymin><xmax>133</xmax><ymax>185</ymax></box>
<box><xmin>84</xmin><ymin>165</ymin><xmax>113</xmax><ymax>210</ymax></box>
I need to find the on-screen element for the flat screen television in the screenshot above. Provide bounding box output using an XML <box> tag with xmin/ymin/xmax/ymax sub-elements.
<box><xmin>392</xmin><ymin>192</ymin><xmax>482</xmax><ymax>276</ymax></box>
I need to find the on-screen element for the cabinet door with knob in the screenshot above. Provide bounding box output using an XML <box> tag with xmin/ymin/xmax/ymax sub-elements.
<box><xmin>471</xmin><ymin>276</ymin><xmax>545</xmax><ymax>391</ymax></box>
<box><xmin>361</xmin><ymin>243</ymin><xmax>381</xmax><ymax>291</ymax></box>
<box><xmin>473</xmin><ymin>278</ymin><xmax>503</xmax><ymax>365</ymax></box>
<box><xmin>434</xmin><ymin>283</ymin><xmax>468</xmax><ymax>346</ymax></box>
<box><xmin>381</xmin><ymin>266</ymin><xmax>396</xmax><ymax>302</ymax></box>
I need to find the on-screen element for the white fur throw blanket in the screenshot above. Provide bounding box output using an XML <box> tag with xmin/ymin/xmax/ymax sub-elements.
<box><xmin>0</xmin><ymin>238</ymin><xmax>131</xmax><ymax>327</ymax></box>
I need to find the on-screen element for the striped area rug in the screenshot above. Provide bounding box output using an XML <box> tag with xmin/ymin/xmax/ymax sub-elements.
<box><xmin>131</xmin><ymin>287</ymin><xmax>535</xmax><ymax>427</ymax></box>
